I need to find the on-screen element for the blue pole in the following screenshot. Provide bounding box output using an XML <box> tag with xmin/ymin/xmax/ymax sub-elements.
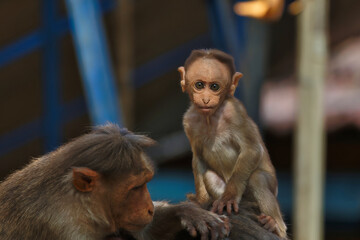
<box><xmin>42</xmin><ymin>0</ymin><xmax>62</xmax><ymax>152</ymax></box>
<box><xmin>206</xmin><ymin>0</ymin><xmax>246</xmax><ymax>101</ymax></box>
<box><xmin>65</xmin><ymin>0</ymin><xmax>123</xmax><ymax>126</ymax></box>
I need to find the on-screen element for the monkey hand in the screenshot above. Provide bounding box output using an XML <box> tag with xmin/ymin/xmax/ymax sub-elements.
<box><xmin>211</xmin><ymin>197</ymin><xmax>239</xmax><ymax>215</ymax></box>
<box><xmin>186</xmin><ymin>193</ymin><xmax>197</xmax><ymax>202</ymax></box>
<box><xmin>176</xmin><ymin>201</ymin><xmax>231</xmax><ymax>240</ymax></box>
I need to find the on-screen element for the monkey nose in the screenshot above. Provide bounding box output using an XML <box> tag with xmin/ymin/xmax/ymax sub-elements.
<box><xmin>202</xmin><ymin>99</ymin><xmax>210</xmax><ymax>104</ymax></box>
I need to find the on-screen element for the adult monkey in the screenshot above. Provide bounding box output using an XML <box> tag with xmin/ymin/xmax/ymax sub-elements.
<box><xmin>0</xmin><ymin>124</ymin><xmax>229</xmax><ymax>240</ymax></box>
<box><xmin>178</xmin><ymin>49</ymin><xmax>287</xmax><ymax>239</ymax></box>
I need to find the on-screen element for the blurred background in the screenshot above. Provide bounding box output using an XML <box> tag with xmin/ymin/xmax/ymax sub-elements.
<box><xmin>0</xmin><ymin>0</ymin><xmax>359</xmax><ymax>239</ymax></box>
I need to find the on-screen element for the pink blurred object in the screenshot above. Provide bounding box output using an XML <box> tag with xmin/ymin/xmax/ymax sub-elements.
<box><xmin>260</xmin><ymin>37</ymin><xmax>360</xmax><ymax>134</ymax></box>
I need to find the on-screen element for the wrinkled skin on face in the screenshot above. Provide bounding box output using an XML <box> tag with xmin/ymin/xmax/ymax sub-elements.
<box><xmin>184</xmin><ymin>58</ymin><xmax>232</xmax><ymax>116</ymax></box>
<box><xmin>108</xmin><ymin>169</ymin><xmax>155</xmax><ymax>232</ymax></box>
<box><xmin>73</xmin><ymin>165</ymin><xmax>155</xmax><ymax>235</ymax></box>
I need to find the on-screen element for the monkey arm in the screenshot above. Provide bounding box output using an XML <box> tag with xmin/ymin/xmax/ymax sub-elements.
<box><xmin>192</xmin><ymin>154</ymin><xmax>210</xmax><ymax>204</ymax></box>
<box><xmin>212</xmin><ymin>143</ymin><xmax>262</xmax><ymax>215</ymax></box>
<box><xmin>227</xmin><ymin>145</ymin><xmax>262</xmax><ymax>200</ymax></box>
<box><xmin>133</xmin><ymin>201</ymin><xmax>230</xmax><ymax>240</ymax></box>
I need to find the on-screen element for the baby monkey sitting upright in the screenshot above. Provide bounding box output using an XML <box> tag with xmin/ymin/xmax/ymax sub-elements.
<box><xmin>179</xmin><ymin>49</ymin><xmax>287</xmax><ymax>239</ymax></box>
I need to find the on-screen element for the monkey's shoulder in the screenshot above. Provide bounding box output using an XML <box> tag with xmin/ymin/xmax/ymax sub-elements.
<box><xmin>224</xmin><ymin>97</ymin><xmax>246</xmax><ymax>114</ymax></box>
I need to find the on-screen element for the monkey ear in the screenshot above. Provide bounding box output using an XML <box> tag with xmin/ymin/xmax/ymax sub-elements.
<box><xmin>178</xmin><ymin>66</ymin><xmax>186</xmax><ymax>92</ymax></box>
<box><xmin>72</xmin><ymin>167</ymin><xmax>99</xmax><ymax>192</ymax></box>
<box><xmin>230</xmin><ymin>72</ymin><xmax>243</xmax><ymax>96</ymax></box>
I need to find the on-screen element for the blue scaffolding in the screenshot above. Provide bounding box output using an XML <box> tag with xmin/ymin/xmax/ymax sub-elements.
<box><xmin>0</xmin><ymin>0</ymin><xmax>358</xmax><ymax>227</ymax></box>
<box><xmin>0</xmin><ymin>0</ymin><xmax>118</xmax><ymax>155</ymax></box>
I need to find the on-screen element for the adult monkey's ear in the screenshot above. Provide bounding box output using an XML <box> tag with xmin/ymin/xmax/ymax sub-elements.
<box><xmin>178</xmin><ymin>66</ymin><xmax>186</xmax><ymax>92</ymax></box>
<box><xmin>230</xmin><ymin>72</ymin><xmax>243</xmax><ymax>96</ymax></box>
<box><xmin>72</xmin><ymin>167</ymin><xmax>99</xmax><ymax>192</ymax></box>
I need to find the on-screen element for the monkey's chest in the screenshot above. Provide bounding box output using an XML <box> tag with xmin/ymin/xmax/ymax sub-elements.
<box><xmin>199</xmin><ymin>135</ymin><xmax>239</xmax><ymax>180</ymax></box>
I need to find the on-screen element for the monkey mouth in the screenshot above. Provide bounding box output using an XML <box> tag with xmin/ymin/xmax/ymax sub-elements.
<box><xmin>105</xmin><ymin>236</ymin><xmax>123</xmax><ymax>240</ymax></box>
<box><xmin>105</xmin><ymin>229</ymin><xmax>133</xmax><ymax>240</ymax></box>
<box><xmin>198</xmin><ymin>105</ymin><xmax>215</xmax><ymax>110</ymax></box>
<box><xmin>198</xmin><ymin>106</ymin><xmax>215</xmax><ymax>113</ymax></box>
<box><xmin>125</xmin><ymin>222</ymin><xmax>151</xmax><ymax>231</ymax></box>
<box><xmin>106</xmin><ymin>222</ymin><xmax>150</xmax><ymax>239</ymax></box>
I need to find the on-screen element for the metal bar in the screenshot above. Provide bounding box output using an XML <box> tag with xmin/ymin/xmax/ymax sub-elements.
<box><xmin>114</xmin><ymin>0</ymin><xmax>135</xmax><ymax>128</ymax></box>
<box><xmin>42</xmin><ymin>0</ymin><xmax>62</xmax><ymax>152</ymax></box>
<box><xmin>206</xmin><ymin>0</ymin><xmax>246</xmax><ymax>102</ymax></box>
<box><xmin>233</xmin><ymin>0</ymin><xmax>247</xmax><ymax>55</ymax></box>
<box><xmin>0</xmin><ymin>0</ymin><xmax>117</xmax><ymax>154</ymax></box>
<box><xmin>133</xmin><ymin>34</ymin><xmax>212</xmax><ymax>88</ymax></box>
<box><xmin>65</xmin><ymin>0</ymin><xmax>122</xmax><ymax>126</ymax></box>
<box><xmin>0</xmin><ymin>97</ymin><xmax>87</xmax><ymax>157</ymax></box>
<box><xmin>214</xmin><ymin>0</ymin><xmax>241</xmax><ymax>56</ymax></box>
<box><xmin>206</xmin><ymin>0</ymin><xmax>226</xmax><ymax>50</ymax></box>
<box><xmin>0</xmin><ymin>32</ymin><xmax>43</xmax><ymax>68</ymax></box>
<box><xmin>233</xmin><ymin>0</ymin><xmax>248</xmax><ymax>101</ymax></box>
<box><xmin>0</xmin><ymin>0</ymin><xmax>116</xmax><ymax>69</ymax></box>
<box><xmin>241</xmin><ymin>19</ymin><xmax>269</xmax><ymax>126</ymax></box>
<box><xmin>207</xmin><ymin>0</ymin><xmax>241</xmax><ymax>62</ymax></box>
<box><xmin>0</xmin><ymin>34</ymin><xmax>211</xmax><ymax>156</ymax></box>
<box><xmin>0</xmin><ymin>120</ymin><xmax>42</xmax><ymax>157</ymax></box>
<box><xmin>293</xmin><ymin>0</ymin><xmax>328</xmax><ymax>239</ymax></box>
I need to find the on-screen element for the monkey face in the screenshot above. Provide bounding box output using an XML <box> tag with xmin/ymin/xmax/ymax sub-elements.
<box><xmin>185</xmin><ymin>58</ymin><xmax>231</xmax><ymax>116</ymax></box>
<box><xmin>109</xmin><ymin>168</ymin><xmax>155</xmax><ymax>232</ymax></box>
<box><xmin>72</xmin><ymin>157</ymin><xmax>155</xmax><ymax>233</ymax></box>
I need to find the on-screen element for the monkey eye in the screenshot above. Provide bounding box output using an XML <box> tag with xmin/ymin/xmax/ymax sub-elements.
<box><xmin>210</xmin><ymin>83</ymin><xmax>220</xmax><ymax>91</ymax></box>
<box><xmin>132</xmin><ymin>184</ymin><xmax>145</xmax><ymax>191</ymax></box>
<box><xmin>194</xmin><ymin>81</ymin><xmax>205</xmax><ymax>89</ymax></box>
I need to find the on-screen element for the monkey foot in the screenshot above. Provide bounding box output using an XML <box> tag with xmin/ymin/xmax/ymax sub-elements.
<box><xmin>258</xmin><ymin>214</ymin><xmax>277</xmax><ymax>233</ymax></box>
<box><xmin>258</xmin><ymin>214</ymin><xmax>288</xmax><ymax>239</ymax></box>
<box><xmin>211</xmin><ymin>199</ymin><xmax>239</xmax><ymax>215</ymax></box>
<box><xmin>186</xmin><ymin>193</ymin><xmax>197</xmax><ymax>202</ymax></box>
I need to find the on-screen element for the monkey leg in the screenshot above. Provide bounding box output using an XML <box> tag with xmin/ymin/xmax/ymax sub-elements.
<box><xmin>203</xmin><ymin>170</ymin><xmax>225</xmax><ymax>199</ymax></box>
<box><xmin>248</xmin><ymin>171</ymin><xmax>288</xmax><ymax>239</ymax></box>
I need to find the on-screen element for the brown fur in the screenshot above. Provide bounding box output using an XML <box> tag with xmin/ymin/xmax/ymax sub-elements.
<box><xmin>179</xmin><ymin>49</ymin><xmax>288</xmax><ymax>238</ymax></box>
<box><xmin>0</xmin><ymin>124</ymin><xmax>231</xmax><ymax>240</ymax></box>
<box><xmin>0</xmin><ymin>124</ymin><xmax>155</xmax><ymax>239</ymax></box>
<box><xmin>174</xmin><ymin>199</ymin><xmax>281</xmax><ymax>240</ymax></box>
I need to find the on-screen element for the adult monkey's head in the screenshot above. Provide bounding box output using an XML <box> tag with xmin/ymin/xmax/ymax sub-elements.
<box><xmin>69</xmin><ymin>125</ymin><xmax>156</xmax><ymax>233</ymax></box>
<box><xmin>178</xmin><ymin>49</ymin><xmax>243</xmax><ymax>116</ymax></box>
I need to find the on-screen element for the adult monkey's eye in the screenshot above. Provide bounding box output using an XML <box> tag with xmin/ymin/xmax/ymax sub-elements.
<box><xmin>210</xmin><ymin>83</ymin><xmax>220</xmax><ymax>91</ymax></box>
<box><xmin>132</xmin><ymin>184</ymin><xmax>145</xmax><ymax>191</ymax></box>
<box><xmin>195</xmin><ymin>81</ymin><xmax>205</xmax><ymax>89</ymax></box>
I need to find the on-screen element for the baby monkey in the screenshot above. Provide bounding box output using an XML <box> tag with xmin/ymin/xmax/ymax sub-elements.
<box><xmin>179</xmin><ymin>49</ymin><xmax>287</xmax><ymax>239</ymax></box>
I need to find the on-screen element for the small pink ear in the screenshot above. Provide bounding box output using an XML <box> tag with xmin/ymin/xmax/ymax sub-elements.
<box><xmin>230</xmin><ymin>72</ymin><xmax>243</xmax><ymax>96</ymax></box>
<box><xmin>178</xmin><ymin>66</ymin><xmax>186</xmax><ymax>92</ymax></box>
<box><xmin>72</xmin><ymin>167</ymin><xmax>99</xmax><ymax>192</ymax></box>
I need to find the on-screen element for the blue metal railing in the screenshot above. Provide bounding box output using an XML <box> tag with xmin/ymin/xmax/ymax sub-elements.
<box><xmin>42</xmin><ymin>0</ymin><xmax>62</xmax><ymax>152</ymax></box>
<box><xmin>66</xmin><ymin>0</ymin><xmax>123</xmax><ymax>126</ymax></box>
<box><xmin>0</xmin><ymin>32</ymin><xmax>212</xmax><ymax>157</ymax></box>
<box><xmin>0</xmin><ymin>0</ymin><xmax>359</xmax><ymax>230</ymax></box>
<box><xmin>1</xmin><ymin>0</ymin><xmax>249</xmax><ymax>157</ymax></box>
<box><xmin>0</xmin><ymin>0</ymin><xmax>117</xmax><ymax>155</ymax></box>
<box><xmin>0</xmin><ymin>0</ymin><xmax>115</xmax><ymax>69</ymax></box>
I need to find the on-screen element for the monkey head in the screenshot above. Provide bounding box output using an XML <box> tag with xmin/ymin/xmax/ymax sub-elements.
<box><xmin>179</xmin><ymin>51</ymin><xmax>242</xmax><ymax>116</ymax></box>
<box><xmin>72</xmin><ymin>156</ymin><xmax>154</xmax><ymax>233</ymax></box>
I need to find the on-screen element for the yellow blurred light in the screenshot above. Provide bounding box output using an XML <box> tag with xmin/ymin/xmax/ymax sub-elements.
<box><xmin>234</xmin><ymin>0</ymin><xmax>284</xmax><ymax>21</ymax></box>
<box><xmin>288</xmin><ymin>0</ymin><xmax>303</xmax><ymax>15</ymax></box>
<box><xmin>233</xmin><ymin>1</ymin><xmax>270</xmax><ymax>19</ymax></box>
